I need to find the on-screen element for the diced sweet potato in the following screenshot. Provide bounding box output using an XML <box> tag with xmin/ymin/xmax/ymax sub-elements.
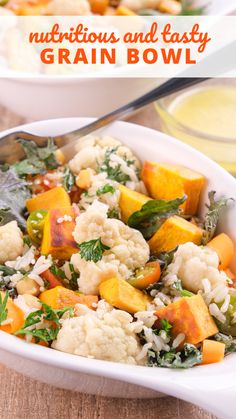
<box><xmin>148</xmin><ymin>215</ymin><xmax>203</xmax><ymax>254</ymax></box>
<box><xmin>115</xmin><ymin>5</ymin><xmax>136</xmax><ymax>15</ymax></box>
<box><xmin>0</xmin><ymin>292</ymin><xmax>25</xmax><ymax>334</ymax></box>
<box><xmin>26</xmin><ymin>186</ymin><xmax>71</xmax><ymax>213</ymax></box>
<box><xmin>99</xmin><ymin>277</ymin><xmax>151</xmax><ymax>314</ymax></box>
<box><xmin>141</xmin><ymin>161</ymin><xmax>205</xmax><ymax>215</ymax></box>
<box><xmin>208</xmin><ymin>233</ymin><xmax>235</xmax><ymax>270</ymax></box>
<box><xmin>40</xmin><ymin>286</ymin><xmax>98</xmax><ymax>310</ymax></box>
<box><xmin>155</xmin><ymin>295</ymin><xmax>218</xmax><ymax>345</ymax></box>
<box><xmin>118</xmin><ymin>185</ymin><xmax>151</xmax><ymax>223</ymax></box>
<box><xmin>41</xmin><ymin>206</ymin><xmax>78</xmax><ymax>260</ymax></box>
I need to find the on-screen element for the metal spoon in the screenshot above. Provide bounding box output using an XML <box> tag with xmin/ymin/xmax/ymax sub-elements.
<box><xmin>0</xmin><ymin>77</ymin><xmax>207</xmax><ymax>163</ymax></box>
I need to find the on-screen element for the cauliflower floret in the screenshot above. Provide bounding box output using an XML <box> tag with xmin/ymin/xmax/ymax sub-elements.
<box><xmin>52</xmin><ymin>300</ymin><xmax>142</xmax><ymax>364</ymax></box>
<box><xmin>0</xmin><ymin>221</ymin><xmax>24</xmax><ymax>264</ymax></box>
<box><xmin>79</xmin><ymin>171</ymin><xmax>120</xmax><ymax>213</ymax></box>
<box><xmin>165</xmin><ymin>242</ymin><xmax>227</xmax><ymax>294</ymax></box>
<box><xmin>71</xmin><ymin>201</ymin><xmax>149</xmax><ymax>294</ymax></box>
<box><xmin>45</xmin><ymin>0</ymin><xmax>91</xmax><ymax>15</ymax></box>
<box><xmin>68</xmin><ymin>135</ymin><xmax>146</xmax><ymax>193</ymax></box>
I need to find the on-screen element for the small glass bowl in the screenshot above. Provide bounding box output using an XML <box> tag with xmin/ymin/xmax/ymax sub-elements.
<box><xmin>154</xmin><ymin>80</ymin><xmax>236</xmax><ymax>176</ymax></box>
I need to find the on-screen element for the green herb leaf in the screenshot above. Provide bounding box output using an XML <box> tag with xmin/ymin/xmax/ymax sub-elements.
<box><xmin>160</xmin><ymin>319</ymin><xmax>172</xmax><ymax>334</ymax></box>
<box><xmin>49</xmin><ymin>265</ymin><xmax>66</xmax><ymax>280</ymax></box>
<box><xmin>0</xmin><ymin>168</ymin><xmax>30</xmax><ymax>228</ymax></box>
<box><xmin>202</xmin><ymin>191</ymin><xmax>234</xmax><ymax>244</ymax></box>
<box><xmin>96</xmin><ymin>184</ymin><xmax>115</xmax><ymax>196</ymax></box>
<box><xmin>181</xmin><ymin>0</ymin><xmax>206</xmax><ymax>15</ymax></box>
<box><xmin>128</xmin><ymin>196</ymin><xmax>186</xmax><ymax>239</ymax></box>
<box><xmin>0</xmin><ymin>291</ymin><xmax>8</xmax><ymax>325</ymax></box>
<box><xmin>173</xmin><ymin>280</ymin><xmax>194</xmax><ymax>297</ymax></box>
<box><xmin>23</xmin><ymin>235</ymin><xmax>33</xmax><ymax>248</ymax></box>
<box><xmin>63</xmin><ymin>167</ymin><xmax>75</xmax><ymax>193</ymax></box>
<box><xmin>14</xmin><ymin>138</ymin><xmax>59</xmax><ymax>177</ymax></box>
<box><xmin>107</xmin><ymin>208</ymin><xmax>120</xmax><ymax>219</ymax></box>
<box><xmin>79</xmin><ymin>238</ymin><xmax>110</xmax><ymax>263</ymax></box>
<box><xmin>15</xmin><ymin>303</ymin><xmax>73</xmax><ymax>343</ymax></box>
<box><xmin>19</xmin><ymin>309</ymin><xmax>43</xmax><ymax>329</ymax></box>
<box><xmin>148</xmin><ymin>343</ymin><xmax>202</xmax><ymax>369</ymax></box>
<box><xmin>0</xmin><ymin>265</ymin><xmax>18</xmax><ymax>277</ymax></box>
<box><xmin>17</xmin><ymin>325</ymin><xmax>59</xmax><ymax>344</ymax></box>
<box><xmin>68</xmin><ymin>263</ymin><xmax>79</xmax><ymax>291</ymax></box>
<box><xmin>98</xmin><ymin>147</ymin><xmax>131</xmax><ymax>184</ymax></box>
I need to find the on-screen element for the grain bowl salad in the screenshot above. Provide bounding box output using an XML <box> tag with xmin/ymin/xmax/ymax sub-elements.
<box><xmin>0</xmin><ymin>134</ymin><xmax>235</xmax><ymax>369</ymax></box>
<box><xmin>1</xmin><ymin>0</ymin><xmax>205</xmax><ymax>17</ymax></box>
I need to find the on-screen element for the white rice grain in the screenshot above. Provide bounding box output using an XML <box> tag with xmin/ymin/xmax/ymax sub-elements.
<box><xmin>220</xmin><ymin>294</ymin><xmax>231</xmax><ymax>313</ymax></box>
<box><xmin>209</xmin><ymin>303</ymin><xmax>226</xmax><ymax>324</ymax></box>
<box><xmin>172</xmin><ymin>333</ymin><xmax>185</xmax><ymax>349</ymax></box>
<box><xmin>136</xmin><ymin>342</ymin><xmax>152</xmax><ymax>361</ymax></box>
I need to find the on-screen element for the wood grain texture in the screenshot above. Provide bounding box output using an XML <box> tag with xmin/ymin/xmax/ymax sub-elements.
<box><xmin>0</xmin><ymin>104</ymin><xmax>218</xmax><ymax>419</ymax></box>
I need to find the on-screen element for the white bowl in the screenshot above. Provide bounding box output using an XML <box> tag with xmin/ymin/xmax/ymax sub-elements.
<box><xmin>0</xmin><ymin>77</ymin><xmax>160</xmax><ymax>120</ymax></box>
<box><xmin>1</xmin><ymin>117</ymin><xmax>236</xmax><ymax>418</ymax></box>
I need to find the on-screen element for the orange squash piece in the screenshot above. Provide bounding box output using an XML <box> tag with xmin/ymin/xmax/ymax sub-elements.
<box><xmin>40</xmin><ymin>286</ymin><xmax>98</xmax><ymax>310</ymax></box>
<box><xmin>89</xmin><ymin>0</ymin><xmax>109</xmax><ymax>14</ymax></box>
<box><xmin>148</xmin><ymin>215</ymin><xmax>203</xmax><ymax>254</ymax></box>
<box><xmin>141</xmin><ymin>161</ymin><xmax>205</xmax><ymax>215</ymax></box>
<box><xmin>118</xmin><ymin>185</ymin><xmax>151</xmax><ymax>223</ymax></box>
<box><xmin>207</xmin><ymin>233</ymin><xmax>235</xmax><ymax>270</ymax></box>
<box><xmin>201</xmin><ymin>339</ymin><xmax>225</xmax><ymax>365</ymax></box>
<box><xmin>0</xmin><ymin>292</ymin><xmax>24</xmax><ymax>334</ymax></box>
<box><xmin>41</xmin><ymin>206</ymin><xmax>78</xmax><ymax>260</ymax></box>
<box><xmin>26</xmin><ymin>186</ymin><xmax>71</xmax><ymax>213</ymax></box>
<box><xmin>155</xmin><ymin>295</ymin><xmax>218</xmax><ymax>345</ymax></box>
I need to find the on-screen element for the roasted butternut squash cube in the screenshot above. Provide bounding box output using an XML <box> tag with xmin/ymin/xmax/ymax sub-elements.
<box><xmin>148</xmin><ymin>215</ymin><xmax>203</xmax><ymax>254</ymax></box>
<box><xmin>155</xmin><ymin>295</ymin><xmax>218</xmax><ymax>345</ymax></box>
<box><xmin>119</xmin><ymin>185</ymin><xmax>151</xmax><ymax>223</ymax></box>
<box><xmin>115</xmin><ymin>5</ymin><xmax>136</xmax><ymax>15</ymax></box>
<box><xmin>40</xmin><ymin>286</ymin><xmax>98</xmax><ymax>310</ymax></box>
<box><xmin>141</xmin><ymin>161</ymin><xmax>205</xmax><ymax>215</ymax></box>
<box><xmin>26</xmin><ymin>186</ymin><xmax>71</xmax><ymax>213</ymax></box>
<box><xmin>41</xmin><ymin>206</ymin><xmax>78</xmax><ymax>260</ymax></box>
<box><xmin>99</xmin><ymin>277</ymin><xmax>151</xmax><ymax>314</ymax></box>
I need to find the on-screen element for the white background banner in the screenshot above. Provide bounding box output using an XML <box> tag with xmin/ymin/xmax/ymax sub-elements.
<box><xmin>0</xmin><ymin>16</ymin><xmax>236</xmax><ymax>78</ymax></box>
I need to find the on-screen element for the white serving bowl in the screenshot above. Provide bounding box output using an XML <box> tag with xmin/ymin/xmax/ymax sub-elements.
<box><xmin>0</xmin><ymin>117</ymin><xmax>236</xmax><ymax>418</ymax></box>
<box><xmin>0</xmin><ymin>77</ymin><xmax>160</xmax><ymax>120</ymax></box>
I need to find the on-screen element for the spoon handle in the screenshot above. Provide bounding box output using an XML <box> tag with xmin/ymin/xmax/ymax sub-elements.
<box><xmin>60</xmin><ymin>77</ymin><xmax>206</xmax><ymax>158</ymax></box>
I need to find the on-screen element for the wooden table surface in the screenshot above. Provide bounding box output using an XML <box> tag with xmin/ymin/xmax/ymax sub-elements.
<box><xmin>0</xmin><ymin>104</ymin><xmax>217</xmax><ymax>419</ymax></box>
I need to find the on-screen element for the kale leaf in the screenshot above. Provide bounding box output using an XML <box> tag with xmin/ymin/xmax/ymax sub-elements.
<box><xmin>213</xmin><ymin>333</ymin><xmax>236</xmax><ymax>354</ymax></box>
<box><xmin>0</xmin><ymin>168</ymin><xmax>30</xmax><ymax>228</ymax></box>
<box><xmin>148</xmin><ymin>343</ymin><xmax>202</xmax><ymax>369</ymax></box>
<box><xmin>202</xmin><ymin>191</ymin><xmax>234</xmax><ymax>245</ymax></box>
<box><xmin>14</xmin><ymin>138</ymin><xmax>59</xmax><ymax>177</ymax></box>
<box><xmin>128</xmin><ymin>196</ymin><xmax>186</xmax><ymax>239</ymax></box>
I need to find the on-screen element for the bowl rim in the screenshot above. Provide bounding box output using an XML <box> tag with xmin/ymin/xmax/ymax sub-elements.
<box><xmin>155</xmin><ymin>81</ymin><xmax>236</xmax><ymax>144</ymax></box>
<box><xmin>0</xmin><ymin>117</ymin><xmax>236</xmax><ymax>418</ymax></box>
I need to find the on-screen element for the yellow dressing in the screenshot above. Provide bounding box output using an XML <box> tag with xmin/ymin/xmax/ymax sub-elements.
<box><xmin>156</xmin><ymin>86</ymin><xmax>236</xmax><ymax>175</ymax></box>
<box><xmin>170</xmin><ymin>87</ymin><xmax>236</xmax><ymax>138</ymax></box>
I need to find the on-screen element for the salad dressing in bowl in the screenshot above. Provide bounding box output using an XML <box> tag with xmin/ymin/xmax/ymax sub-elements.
<box><xmin>155</xmin><ymin>84</ymin><xmax>236</xmax><ymax>175</ymax></box>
